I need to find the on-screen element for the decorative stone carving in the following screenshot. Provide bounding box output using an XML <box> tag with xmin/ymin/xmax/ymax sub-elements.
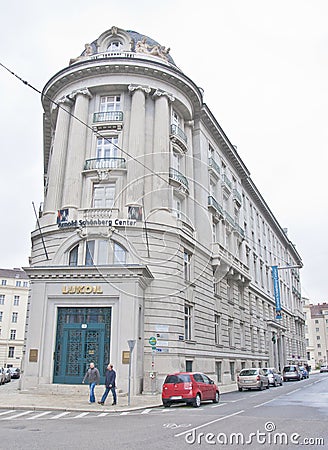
<box><xmin>135</xmin><ymin>36</ymin><xmax>170</xmax><ymax>61</ymax></box>
<box><xmin>69</xmin><ymin>43</ymin><xmax>94</xmax><ymax>65</ymax></box>
<box><xmin>96</xmin><ymin>169</ymin><xmax>111</xmax><ymax>182</ymax></box>
<box><xmin>152</xmin><ymin>89</ymin><xmax>175</xmax><ymax>102</ymax></box>
<box><xmin>68</xmin><ymin>88</ymin><xmax>92</xmax><ymax>101</ymax></box>
<box><xmin>128</xmin><ymin>84</ymin><xmax>151</xmax><ymax>95</ymax></box>
<box><xmin>111</xmin><ymin>26</ymin><xmax>118</xmax><ymax>36</ymax></box>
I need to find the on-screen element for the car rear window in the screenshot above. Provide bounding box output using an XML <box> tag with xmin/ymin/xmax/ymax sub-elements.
<box><xmin>284</xmin><ymin>366</ymin><xmax>296</xmax><ymax>372</ymax></box>
<box><xmin>164</xmin><ymin>374</ymin><xmax>191</xmax><ymax>384</ymax></box>
<box><xmin>240</xmin><ymin>369</ymin><xmax>257</xmax><ymax>376</ymax></box>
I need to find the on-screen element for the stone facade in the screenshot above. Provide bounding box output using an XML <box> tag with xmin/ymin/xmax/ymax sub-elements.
<box><xmin>21</xmin><ymin>27</ymin><xmax>305</xmax><ymax>394</ymax></box>
<box><xmin>304</xmin><ymin>298</ymin><xmax>328</xmax><ymax>369</ymax></box>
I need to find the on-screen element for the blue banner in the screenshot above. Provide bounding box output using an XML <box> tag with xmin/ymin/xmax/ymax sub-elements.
<box><xmin>272</xmin><ymin>266</ymin><xmax>282</xmax><ymax>319</ymax></box>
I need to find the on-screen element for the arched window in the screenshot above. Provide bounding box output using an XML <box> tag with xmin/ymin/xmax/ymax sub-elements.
<box><xmin>69</xmin><ymin>245</ymin><xmax>79</xmax><ymax>266</ymax></box>
<box><xmin>113</xmin><ymin>243</ymin><xmax>126</xmax><ymax>264</ymax></box>
<box><xmin>107</xmin><ymin>41</ymin><xmax>123</xmax><ymax>52</ymax></box>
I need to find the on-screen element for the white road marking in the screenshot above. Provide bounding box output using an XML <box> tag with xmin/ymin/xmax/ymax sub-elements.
<box><xmin>2</xmin><ymin>410</ymin><xmax>33</xmax><ymax>420</ymax></box>
<box><xmin>174</xmin><ymin>410</ymin><xmax>245</xmax><ymax>437</ymax></box>
<box><xmin>286</xmin><ymin>388</ymin><xmax>301</xmax><ymax>396</ymax></box>
<box><xmin>97</xmin><ymin>412</ymin><xmax>109</xmax><ymax>417</ymax></box>
<box><xmin>141</xmin><ymin>409</ymin><xmax>152</xmax><ymax>414</ymax></box>
<box><xmin>27</xmin><ymin>411</ymin><xmax>52</xmax><ymax>420</ymax></box>
<box><xmin>50</xmin><ymin>411</ymin><xmax>70</xmax><ymax>419</ymax></box>
<box><xmin>0</xmin><ymin>410</ymin><xmax>14</xmax><ymax>416</ymax></box>
<box><xmin>71</xmin><ymin>412</ymin><xmax>90</xmax><ymax>419</ymax></box>
<box><xmin>120</xmin><ymin>411</ymin><xmax>129</xmax><ymax>415</ymax></box>
<box><xmin>253</xmin><ymin>399</ymin><xmax>275</xmax><ymax>408</ymax></box>
<box><xmin>211</xmin><ymin>402</ymin><xmax>227</xmax><ymax>408</ymax></box>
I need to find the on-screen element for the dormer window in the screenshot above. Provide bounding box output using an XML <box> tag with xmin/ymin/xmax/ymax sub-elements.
<box><xmin>107</xmin><ymin>41</ymin><xmax>123</xmax><ymax>52</ymax></box>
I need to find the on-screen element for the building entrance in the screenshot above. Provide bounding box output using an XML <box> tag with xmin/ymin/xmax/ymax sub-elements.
<box><xmin>53</xmin><ymin>307</ymin><xmax>112</xmax><ymax>384</ymax></box>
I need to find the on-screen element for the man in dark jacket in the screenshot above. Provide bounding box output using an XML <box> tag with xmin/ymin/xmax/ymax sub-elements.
<box><xmin>82</xmin><ymin>362</ymin><xmax>100</xmax><ymax>403</ymax></box>
<box><xmin>98</xmin><ymin>364</ymin><xmax>117</xmax><ymax>406</ymax></box>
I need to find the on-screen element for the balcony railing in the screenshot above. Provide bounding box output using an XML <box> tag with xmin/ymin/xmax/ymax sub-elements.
<box><xmin>93</xmin><ymin>111</ymin><xmax>123</xmax><ymax>122</ymax></box>
<box><xmin>169</xmin><ymin>167</ymin><xmax>189</xmax><ymax>191</ymax></box>
<box><xmin>224</xmin><ymin>211</ymin><xmax>235</xmax><ymax>228</ymax></box>
<box><xmin>208</xmin><ymin>157</ymin><xmax>220</xmax><ymax>178</ymax></box>
<box><xmin>234</xmin><ymin>223</ymin><xmax>245</xmax><ymax>238</ymax></box>
<box><xmin>233</xmin><ymin>188</ymin><xmax>242</xmax><ymax>206</ymax></box>
<box><xmin>222</xmin><ymin>174</ymin><xmax>233</xmax><ymax>191</ymax></box>
<box><xmin>84</xmin><ymin>157</ymin><xmax>126</xmax><ymax>170</ymax></box>
<box><xmin>208</xmin><ymin>196</ymin><xmax>223</xmax><ymax>216</ymax></box>
<box><xmin>170</xmin><ymin>124</ymin><xmax>187</xmax><ymax>144</ymax></box>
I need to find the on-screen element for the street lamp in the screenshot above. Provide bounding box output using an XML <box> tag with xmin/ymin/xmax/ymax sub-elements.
<box><xmin>127</xmin><ymin>340</ymin><xmax>136</xmax><ymax>406</ymax></box>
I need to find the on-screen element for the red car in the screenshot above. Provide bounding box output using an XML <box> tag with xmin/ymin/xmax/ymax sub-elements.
<box><xmin>162</xmin><ymin>372</ymin><xmax>220</xmax><ymax>408</ymax></box>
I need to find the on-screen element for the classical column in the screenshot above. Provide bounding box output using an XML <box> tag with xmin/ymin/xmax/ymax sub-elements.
<box><xmin>42</xmin><ymin>96</ymin><xmax>73</xmax><ymax>225</ymax></box>
<box><xmin>184</xmin><ymin>120</ymin><xmax>194</xmax><ymax>227</ymax></box>
<box><xmin>150</xmin><ymin>89</ymin><xmax>174</xmax><ymax>222</ymax></box>
<box><xmin>61</xmin><ymin>88</ymin><xmax>92</xmax><ymax>216</ymax></box>
<box><xmin>126</xmin><ymin>84</ymin><xmax>150</xmax><ymax>212</ymax></box>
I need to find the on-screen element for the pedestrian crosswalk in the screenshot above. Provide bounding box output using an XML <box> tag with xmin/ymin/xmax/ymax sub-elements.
<box><xmin>0</xmin><ymin>407</ymin><xmax>172</xmax><ymax>421</ymax></box>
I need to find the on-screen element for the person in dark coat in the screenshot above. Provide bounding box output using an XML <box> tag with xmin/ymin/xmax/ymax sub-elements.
<box><xmin>98</xmin><ymin>364</ymin><xmax>117</xmax><ymax>406</ymax></box>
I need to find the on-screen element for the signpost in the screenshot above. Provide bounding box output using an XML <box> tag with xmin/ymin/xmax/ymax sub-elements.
<box><xmin>127</xmin><ymin>339</ymin><xmax>136</xmax><ymax>406</ymax></box>
<box><xmin>148</xmin><ymin>336</ymin><xmax>157</xmax><ymax>394</ymax></box>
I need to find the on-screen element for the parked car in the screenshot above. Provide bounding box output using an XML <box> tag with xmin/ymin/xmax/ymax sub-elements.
<box><xmin>0</xmin><ymin>368</ymin><xmax>5</xmax><ymax>385</ymax></box>
<box><xmin>299</xmin><ymin>366</ymin><xmax>309</xmax><ymax>379</ymax></box>
<box><xmin>237</xmin><ymin>368</ymin><xmax>269</xmax><ymax>391</ymax></box>
<box><xmin>3</xmin><ymin>368</ymin><xmax>11</xmax><ymax>383</ymax></box>
<box><xmin>320</xmin><ymin>365</ymin><xmax>328</xmax><ymax>373</ymax></box>
<box><xmin>263</xmin><ymin>367</ymin><xmax>283</xmax><ymax>386</ymax></box>
<box><xmin>9</xmin><ymin>368</ymin><xmax>21</xmax><ymax>379</ymax></box>
<box><xmin>162</xmin><ymin>372</ymin><xmax>220</xmax><ymax>408</ymax></box>
<box><xmin>282</xmin><ymin>365</ymin><xmax>301</xmax><ymax>381</ymax></box>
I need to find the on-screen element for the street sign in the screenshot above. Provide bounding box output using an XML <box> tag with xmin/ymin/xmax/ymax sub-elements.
<box><xmin>148</xmin><ymin>336</ymin><xmax>157</xmax><ymax>346</ymax></box>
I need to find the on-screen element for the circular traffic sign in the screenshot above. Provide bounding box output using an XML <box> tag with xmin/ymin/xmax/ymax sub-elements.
<box><xmin>149</xmin><ymin>336</ymin><xmax>157</xmax><ymax>346</ymax></box>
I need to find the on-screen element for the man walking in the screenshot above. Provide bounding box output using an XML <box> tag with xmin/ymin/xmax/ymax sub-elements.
<box><xmin>98</xmin><ymin>364</ymin><xmax>117</xmax><ymax>406</ymax></box>
<box><xmin>82</xmin><ymin>362</ymin><xmax>100</xmax><ymax>403</ymax></box>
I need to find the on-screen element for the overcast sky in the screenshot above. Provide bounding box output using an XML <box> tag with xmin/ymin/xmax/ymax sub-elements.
<box><xmin>0</xmin><ymin>0</ymin><xmax>326</xmax><ymax>302</ymax></box>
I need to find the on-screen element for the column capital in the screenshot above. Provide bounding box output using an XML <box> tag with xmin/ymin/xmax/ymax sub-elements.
<box><xmin>68</xmin><ymin>87</ymin><xmax>93</xmax><ymax>100</ymax></box>
<box><xmin>51</xmin><ymin>95</ymin><xmax>74</xmax><ymax>113</ymax></box>
<box><xmin>152</xmin><ymin>89</ymin><xmax>175</xmax><ymax>102</ymax></box>
<box><xmin>128</xmin><ymin>84</ymin><xmax>151</xmax><ymax>95</ymax></box>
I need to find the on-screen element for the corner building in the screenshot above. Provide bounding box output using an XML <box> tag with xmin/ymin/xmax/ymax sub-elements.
<box><xmin>22</xmin><ymin>26</ymin><xmax>305</xmax><ymax>393</ymax></box>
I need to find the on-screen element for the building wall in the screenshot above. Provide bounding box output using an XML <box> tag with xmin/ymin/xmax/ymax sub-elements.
<box><xmin>304</xmin><ymin>298</ymin><xmax>328</xmax><ymax>368</ymax></box>
<box><xmin>22</xmin><ymin>27</ymin><xmax>305</xmax><ymax>393</ymax></box>
<box><xmin>0</xmin><ymin>268</ymin><xmax>29</xmax><ymax>368</ymax></box>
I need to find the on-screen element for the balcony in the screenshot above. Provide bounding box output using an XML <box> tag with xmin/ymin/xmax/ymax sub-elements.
<box><xmin>234</xmin><ymin>222</ymin><xmax>245</xmax><ymax>238</ymax></box>
<box><xmin>84</xmin><ymin>157</ymin><xmax>126</xmax><ymax>171</ymax></box>
<box><xmin>233</xmin><ymin>189</ymin><xmax>242</xmax><ymax>207</ymax></box>
<box><xmin>169</xmin><ymin>167</ymin><xmax>189</xmax><ymax>193</ymax></box>
<box><xmin>211</xmin><ymin>242</ymin><xmax>251</xmax><ymax>284</ymax></box>
<box><xmin>208</xmin><ymin>195</ymin><xmax>224</xmax><ymax>218</ymax></box>
<box><xmin>93</xmin><ymin>111</ymin><xmax>123</xmax><ymax>131</ymax></box>
<box><xmin>224</xmin><ymin>211</ymin><xmax>235</xmax><ymax>229</ymax></box>
<box><xmin>208</xmin><ymin>157</ymin><xmax>220</xmax><ymax>180</ymax></box>
<box><xmin>169</xmin><ymin>124</ymin><xmax>188</xmax><ymax>152</ymax></box>
<box><xmin>221</xmin><ymin>174</ymin><xmax>232</xmax><ymax>195</ymax></box>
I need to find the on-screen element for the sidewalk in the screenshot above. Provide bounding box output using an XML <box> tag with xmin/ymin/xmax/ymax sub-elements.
<box><xmin>0</xmin><ymin>382</ymin><xmax>237</xmax><ymax>413</ymax></box>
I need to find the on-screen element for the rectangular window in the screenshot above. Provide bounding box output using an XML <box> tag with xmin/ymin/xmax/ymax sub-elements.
<box><xmin>8</xmin><ymin>347</ymin><xmax>15</xmax><ymax>358</ymax></box>
<box><xmin>214</xmin><ymin>314</ymin><xmax>221</xmax><ymax>345</ymax></box>
<box><xmin>228</xmin><ymin>319</ymin><xmax>234</xmax><ymax>347</ymax></box>
<box><xmin>240</xmin><ymin>322</ymin><xmax>245</xmax><ymax>348</ymax></box>
<box><xmin>93</xmin><ymin>183</ymin><xmax>115</xmax><ymax>209</ymax></box>
<box><xmin>16</xmin><ymin>280</ymin><xmax>21</xmax><ymax>287</ymax></box>
<box><xmin>0</xmin><ymin>311</ymin><xmax>2</xmax><ymax>322</ymax></box>
<box><xmin>227</xmin><ymin>280</ymin><xmax>234</xmax><ymax>304</ymax></box>
<box><xmin>10</xmin><ymin>329</ymin><xmax>16</xmax><ymax>340</ymax></box>
<box><xmin>14</xmin><ymin>296</ymin><xmax>20</xmax><ymax>306</ymax></box>
<box><xmin>96</xmin><ymin>136</ymin><xmax>118</xmax><ymax>159</ymax></box>
<box><xmin>12</xmin><ymin>312</ymin><xmax>18</xmax><ymax>323</ymax></box>
<box><xmin>186</xmin><ymin>360</ymin><xmax>193</xmax><ymax>372</ymax></box>
<box><xmin>69</xmin><ymin>245</ymin><xmax>79</xmax><ymax>266</ymax></box>
<box><xmin>23</xmin><ymin>281</ymin><xmax>28</xmax><ymax>287</ymax></box>
<box><xmin>230</xmin><ymin>361</ymin><xmax>235</xmax><ymax>381</ymax></box>
<box><xmin>0</xmin><ymin>295</ymin><xmax>4</xmax><ymax>305</ymax></box>
<box><xmin>216</xmin><ymin>361</ymin><xmax>222</xmax><ymax>383</ymax></box>
<box><xmin>85</xmin><ymin>240</ymin><xmax>95</xmax><ymax>266</ymax></box>
<box><xmin>184</xmin><ymin>304</ymin><xmax>192</xmax><ymax>340</ymax></box>
<box><xmin>183</xmin><ymin>250</ymin><xmax>191</xmax><ymax>281</ymax></box>
<box><xmin>1</xmin><ymin>279</ymin><xmax>6</xmax><ymax>286</ymax></box>
<box><xmin>100</xmin><ymin>95</ymin><xmax>121</xmax><ymax>112</ymax></box>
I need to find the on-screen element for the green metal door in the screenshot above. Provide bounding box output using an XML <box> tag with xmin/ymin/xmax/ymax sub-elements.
<box><xmin>53</xmin><ymin>307</ymin><xmax>111</xmax><ymax>384</ymax></box>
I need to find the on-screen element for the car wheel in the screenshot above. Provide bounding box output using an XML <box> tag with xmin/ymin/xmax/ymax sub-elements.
<box><xmin>213</xmin><ymin>391</ymin><xmax>219</xmax><ymax>403</ymax></box>
<box><xmin>259</xmin><ymin>382</ymin><xmax>263</xmax><ymax>391</ymax></box>
<box><xmin>266</xmin><ymin>383</ymin><xmax>269</xmax><ymax>389</ymax></box>
<box><xmin>238</xmin><ymin>387</ymin><xmax>243</xmax><ymax>392</ymax></box>
<box><xmin>163</xmin><ymin>401</ymin><xmax>171</xmax><ymax>408</ymax></box>
<box><xmin>193</xmin><ymin>393</ymin><xmax>201</xmax><ymax>408</ymax></box>
<box><xmin>280</xmin><ymin>380</ymin><xmax>283</xmax><ymax>386</ymax></box>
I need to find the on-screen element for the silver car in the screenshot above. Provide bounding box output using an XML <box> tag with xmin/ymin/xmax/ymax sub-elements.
<box><xmin>282</xmin><ymin>365</ymin><xmax>301</xmax><ymax>381</ymax></box>
<box><xmin>263</xmin><ymin>367</ymin><xmax>283</xmax><ymax>386</ymax></box>
<box><xmin>237</xmin><ymin>368</ymin><xmax>269</xmax><ymax>391</ymax></box>
<box><xmin>0</xmin><ymin>368</ymin><xmax>6</xmax><ymax>385</ymax></box>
